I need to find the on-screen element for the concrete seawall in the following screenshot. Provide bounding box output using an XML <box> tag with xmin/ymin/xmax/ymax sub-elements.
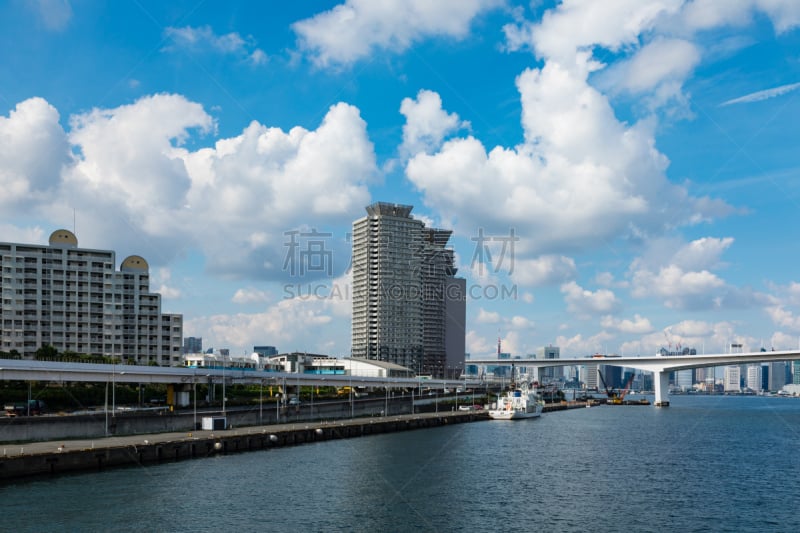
<box><xmin>0</xmin><ymin>398</ymin><xmax>414</xmax><ymax>443</ymax></box>
<box><xmin>0</xmin><ymin>411</ymin><xmax>487</xmax><ymax>481</ymax></box>
<box><xmin>0</xmin><ymin>400</ymin><xmax>594</xmax><ymax>481</ymax></box>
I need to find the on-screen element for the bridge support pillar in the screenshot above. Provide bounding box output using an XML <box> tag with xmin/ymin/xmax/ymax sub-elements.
<box><xmin>654</xmin><ymin>370</ymin><xmax>670</xmax><ymax>407</ymax></box>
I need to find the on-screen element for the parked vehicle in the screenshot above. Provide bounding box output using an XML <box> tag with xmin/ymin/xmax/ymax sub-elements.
<box><xmin>4</xmin><ymin>400</ymin><xmax>46</xmax><ymax>417</ymax></box>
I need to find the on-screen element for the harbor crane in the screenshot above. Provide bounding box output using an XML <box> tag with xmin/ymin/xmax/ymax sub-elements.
<box><xmin>598</xmin><ymin>369</ymin><xmax>634</xmax><ymax>405</ymax></box>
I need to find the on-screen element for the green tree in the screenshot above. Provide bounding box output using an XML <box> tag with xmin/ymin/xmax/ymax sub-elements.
<box><xmin>35</xmin><ymin>344</ymin><xmax>59</xmax><ymax>360</ymax></box>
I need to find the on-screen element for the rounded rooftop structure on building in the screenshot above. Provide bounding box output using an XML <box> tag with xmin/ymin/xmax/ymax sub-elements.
<box><xmin>121</xmin><ymin>255</ymin><xmax>149</xmax><ymax>272</ymax></box>
<box><xmin>49</xmin><ymin>229</ymin><xmax>78</xmax><ymax>248</ymax></box>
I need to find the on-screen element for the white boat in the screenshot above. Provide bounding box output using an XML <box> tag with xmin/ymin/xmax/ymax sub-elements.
<box><xmin>488</xmin><ymin>382</ymin><xmax>544</xmax><ymax>420</ymax></box>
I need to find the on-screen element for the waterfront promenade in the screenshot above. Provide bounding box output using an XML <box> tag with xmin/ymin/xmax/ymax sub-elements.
<box><xmin>0</xmin><ymin>410</ymin><xmax>487</xmax><ymax>481</ymax></box>
<box><xmin>0</xmin><ymin>401</ymin><xmax>590</xmax><ymax>481</ymax></box>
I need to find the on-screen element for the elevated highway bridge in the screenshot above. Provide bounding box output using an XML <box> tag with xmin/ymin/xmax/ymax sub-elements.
<box><xmin>0</xmin><ymin>359</ymin><xmax>467</xmax><ymax>399</ymax></box>
<box><xmin>468</xmin><ymin>350</ymin><xmax>800</xmax><ymax>406</ymax></box>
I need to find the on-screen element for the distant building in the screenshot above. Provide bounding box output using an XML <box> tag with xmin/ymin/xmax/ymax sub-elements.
<box><xmin>674</xmin><ymin>369</ymin><xmax>693</xmax><ymax>391</ymax></box>
<box><xmin>443</xmin><ymin>277</ymin><xmax>466</xmax><ymax>379</ymax></box>
<box><xmin>0</xmin><ymin>229</ymin><xmax>182</xmax><ymax>364</ymax></box>
<box><xmin>184</xmin><ymin>337</ymin><xmax>202</xmax><ymax>354</ymax></box>
<box><xmin>600</xmin><ymin>364</ymin><xmax>623</xmax><ymax>389</ymax></box>
<box><xmin>724</xmin><ymin>365</ymin><xmax>741</xmax><ymax>392</ymax></box>
<box><xmin>351</xmin><ymin>202</ymin><xmax>465</xmax><ymax>377</ymax></box>
<box><xmin>583</xmin><ymin>361</ymin><xmax>599</xmax><ymax>390</ymax></box>
<box><xmin>265</xmin><ymin>353</ymin><xmax>415</xmax><ymax>378</ymax></box>
<box><xmin>769</xmin><ymin>361</ymin><xmax>786</xmax><ymax>391</ymax></box>
<box><xmin>254</xmin><ymin>345</ymin><xmax>278</xmax><ymax>357</ymax></box>
<box><xmin>659</xmin><ymin>346</ymin><xmax>697</xmax><ymax>388</ymax></box>
<box><xmin>746</xmin><ymin>365</ymin><xmax>762</xmax><ymax>391</ymax></box>
<box><xmin>538</xmin><ymin>345</ymin><xmax>561</xmax><ymax>383</ymax></box>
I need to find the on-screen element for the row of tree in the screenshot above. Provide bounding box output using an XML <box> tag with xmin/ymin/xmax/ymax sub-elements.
<box><xmin>0</xmin><ymin>345</ymin><xmax>161</xmax><ymax>365</ymax></box>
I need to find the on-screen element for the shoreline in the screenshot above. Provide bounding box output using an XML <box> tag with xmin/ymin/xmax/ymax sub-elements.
<box><xmin>0</xmin><ymin>400</ymin><xmax>594</xmax><ymax>482</ymax></box>
<box><xmin>0</xmin><ymin>411</ymin><xmax>487</xmax><ymax>481</ymax></box>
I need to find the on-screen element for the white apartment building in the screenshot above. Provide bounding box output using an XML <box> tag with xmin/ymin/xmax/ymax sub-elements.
<box><xmin>0</xmin><ymin>229</ymin><xmax>182</xmax><ymax>364</ymax></box>
<box><xmin>724</xmin><ymin>365</ymin><xmax>741</xmax><ymax>392</ymax></box>
<box><xmin>746</xmin><ymin>364</ymin><xmax>762</xmax><ymax>392</ymax></box>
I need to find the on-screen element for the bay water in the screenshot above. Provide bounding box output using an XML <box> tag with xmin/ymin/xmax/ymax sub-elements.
<box><xmin>3</xmin><ymin>395</ymin><xmax>800</xmax><ymax>532</ymax></box>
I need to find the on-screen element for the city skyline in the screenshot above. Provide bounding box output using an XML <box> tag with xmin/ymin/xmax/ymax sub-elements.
<box><xmin>2</xmin><ymin>2</ymin><xmax>800</xmax><ymax>358</ymax></box>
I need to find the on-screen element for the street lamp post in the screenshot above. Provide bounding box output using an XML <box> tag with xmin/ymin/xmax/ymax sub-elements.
<box><xmin>259</xmin><ymin>379</ymin><xmax>263</xmax><ymax>425</ymax></box>
<box><xmin>222</xmin><ymin>353</ymin><xmax>226</xmax><ymax>416</ymax></box>
<box><xmin>193</xmin><ymin>376</ymin><xmax>197</xmax><ymax>430</ymax></box>
<box><xmin>275</xmin><ymin>378</ymin><xmax>280</xmax><ymax>422</ymax></box>
<box><xmin>104</xmin><ymin>378</ymin><xmax>109</xmax><ymax>437</ymax></box>
<box><xmin>112</xmin><ymin>362</ymin><xmax>116</xmax><ymax>416</ymax></box>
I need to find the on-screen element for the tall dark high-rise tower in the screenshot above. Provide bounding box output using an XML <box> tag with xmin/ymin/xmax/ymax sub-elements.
<box><xmin>351</xmin><ymin>202</ymin><xmax>465</xmax><ymax>377</ymax></box>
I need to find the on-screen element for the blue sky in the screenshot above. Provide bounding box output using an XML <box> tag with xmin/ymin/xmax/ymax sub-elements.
<box><xmin>2</xmin><ymin>0</ymin><xmax>800</xmax><ymax>358</ymax></box>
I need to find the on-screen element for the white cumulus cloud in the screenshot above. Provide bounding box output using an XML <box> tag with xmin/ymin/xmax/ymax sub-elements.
<box><xmin>561</xmin><ymin>281</ymin><xmax>621</xmax><ymax>316</ymax></box>
<box><xmin>232</xmin><ymin>288</ymin><xmax>271</xmax><ymax>304</ymax></box>
<box><xmin>293</xmin><ymin>0</ymin><xmax>503</xmax><ymax>67</ymax></box>
<box><xmin>405</xmin><ymin>56</ymin><xmax>733</xmax><ymax>259</ymax></box>
<box><xmin>164</xmin><ymin>25</ymin><xmax>267</xmax><ymax>65</ymax></box>
<box><xmin>510</xmin><ymin>255</ymin><xmax>576</xmax><ymax>287</ymax></box>
<box><xmin>476</xmin><ymin>308</ymin><xmax>501</xmax><ymax>324</ymax></box>
<box><xmin>399</xmin><ymin>89</ymin><xmax>468</xmax><ymax>157</ymax></box>
<box><xmin>601</xmin><ymin>314</ymin><xmax>654</xmax><ymax>334</ymax></box>
<box><xmin>2</xmin><ymin>94</ymin><xmax>376</xmax><ymax>281</ymax></box>
<box><xmin>0</xmin><ymin>97</ymin><xmax>69</xmax><ymax>208</ymax></box>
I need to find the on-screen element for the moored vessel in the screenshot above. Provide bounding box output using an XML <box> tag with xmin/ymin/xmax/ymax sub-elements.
<box><xmin>488</xmin><ymin>381</ymin><xmax>544</xmax><ymax>420</ymax></box>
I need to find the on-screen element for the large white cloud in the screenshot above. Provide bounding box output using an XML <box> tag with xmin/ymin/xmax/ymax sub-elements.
<box><xmin>595</xmin><ymin>37</ymin><xmax>701</xmax><ymax>112</ymax></box>
<box><xmin>627</xmin><ymin>237</ymin><xmax>750</xmax><ymax>310</ymax></box>
<box><xmin>68</xmin><ymin>93</ymin><xmax>212</xmax><ymax>212</ymax></box>
<box><xmin>406</xmin><ymin>74</ymin><xmax>730</xmax><ymax>256</ymax></box>
<box><xmin>503</xmin><ymin>0</ymin><xmax>800</xmax><ymax>117</ymax></box>
<box><xmin>4</xmin><ymin>94</ymin><xmax>376</xmax><ymax>281</ymax></box>
<box><xmin>180</xmin><ymin>102</ymin><xmax>375</xmax><ymax>277</ymax></box>
<box><xmin>0</xmin><ymin>98</ymin><xmax>69</xmax><ymax>208</ymax></box>
<box><xmin>506</xmin><ymin>0</ymin><xmax>800</xmax><ymax>63</ymax></box>
<box><xmin>293</xmin><ymin>0</ymin><xmax>503</xmax><ymax>67</ymax></box>
<box><xmin>631</xmin><ymin>264</ymin><xmax>725</xmax><ymax>308</ymax></box>
<box><xmin>504</xmin><ymin>0</ymin><xmax>683</xmax><ymax>63</ymax></box>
